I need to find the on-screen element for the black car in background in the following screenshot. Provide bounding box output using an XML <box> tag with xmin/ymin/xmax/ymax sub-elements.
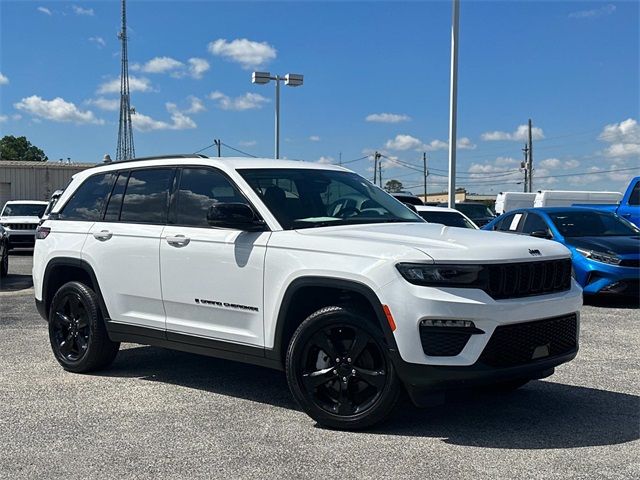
<box><xmin>439</xmin><ymin>202</ymin><xmax>496</xmax><ymax>227</ymax></box>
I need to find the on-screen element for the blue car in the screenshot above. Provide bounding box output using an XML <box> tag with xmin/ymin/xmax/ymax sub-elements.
<box><xmin>483</xmin><ymin>207</ymin><xmax>640</xmax><ymax>297</ymax></box>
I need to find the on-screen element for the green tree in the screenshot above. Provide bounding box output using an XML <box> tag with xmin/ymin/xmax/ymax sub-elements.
<box><xmin>0</xmin><ymin>135</ymin><xmax>48</xmax><ymax>162</ymax></box>
<box><xmin>384</xmin><ymin>179</ymin><xmax>404</xmax><ymax>193</ymax></box>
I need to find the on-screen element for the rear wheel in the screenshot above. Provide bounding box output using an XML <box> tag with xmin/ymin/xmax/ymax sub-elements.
<box><xmin>48</xmin><ymin>281</ymin><xmax>119</xmax><ymax>372</ymax></box>
<box><xmin>286</xmin><ymin>306</ymin><xmax>400</xmax><ymax>430</ymax></box>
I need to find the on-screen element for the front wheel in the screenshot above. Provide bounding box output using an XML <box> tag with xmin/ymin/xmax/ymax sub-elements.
<box><xmin>286</xmin><ymin>306</ymin><xmax>401</xmax><ymax>430</ymax></box>
<box><xmin>48</xmin><ymin>281</ymin><xmax>120</xmax><ymax>373</ymax></box>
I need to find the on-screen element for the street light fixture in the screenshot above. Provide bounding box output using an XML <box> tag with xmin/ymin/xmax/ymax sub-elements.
<box><xmin>252</xmin><ymin>71</ymin><xmax>304</xmax><ymax>159</ymax></box>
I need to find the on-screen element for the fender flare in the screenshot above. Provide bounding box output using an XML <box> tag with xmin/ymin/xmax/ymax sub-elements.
<box><xmin>266</xmin><ymin>276</ymin><xmax>399</xmax><ymax>364</ymax></box>
<box><xmin>40</xmin><ymin>257</ymin><xmax>111</xmax><ymax>322</ymax></box>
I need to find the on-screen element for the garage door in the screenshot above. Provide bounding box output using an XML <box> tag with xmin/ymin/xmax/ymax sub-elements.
<box><xmin>0</xmin><ymin>183</ymin><xmax>11</xmax><ymax>211</ymax></box>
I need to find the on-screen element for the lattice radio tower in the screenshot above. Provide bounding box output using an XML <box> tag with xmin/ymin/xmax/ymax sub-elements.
<box><xmin>116</xmin><ymin>0</ymin><xmax>135</xmax><ymax>161</ymax></box>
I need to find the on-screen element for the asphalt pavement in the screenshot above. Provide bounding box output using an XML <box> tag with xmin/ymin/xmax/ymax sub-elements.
<box><xmin>1</xmin><ymin>253</ymin><xmax>638</xmax><ymax>479</ymax></box>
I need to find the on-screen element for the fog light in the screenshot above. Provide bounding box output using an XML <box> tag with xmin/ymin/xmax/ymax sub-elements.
<box><xmin>420</xmin><ymin>319</ymin><xmax>475</xmax><ymax>328</ymax></box>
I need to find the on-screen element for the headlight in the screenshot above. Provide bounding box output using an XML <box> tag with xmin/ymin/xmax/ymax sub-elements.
<box><xmin>396</xmin><ymin>263</ymin><xmax>484</xmax><ymax>287</ymax></box>
<box><xmin>575</xmin><ymin>248</ymin><xmax>621</xmax><ymax>265</ymax></box>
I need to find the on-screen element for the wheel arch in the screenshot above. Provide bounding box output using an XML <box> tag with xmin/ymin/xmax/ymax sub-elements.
<box><xmin>41</xmin><ymin>257</ymin><xmax>110</xmax><ymax>322</ymax></box>
<box><xmin>267</xmin><ymin>276</ymin><xmax>399</xmax><ymax>367</ymax></box>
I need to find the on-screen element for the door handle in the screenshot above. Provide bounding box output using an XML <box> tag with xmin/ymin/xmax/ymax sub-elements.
<box><xmin>166</xmin><ymin>234</ymin><xmax>190</xmax><ymax>247</ymax></box>
<box><xmin>93</xmin><ymin>230</ymin><xmax>113</xmax><ymax>241</ymax></box>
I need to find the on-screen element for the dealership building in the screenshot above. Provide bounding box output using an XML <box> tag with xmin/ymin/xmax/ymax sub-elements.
<box><xmin>0</xmin><ymin>160</ymin><xmax>96</xmax><ymax>207</ymax></box>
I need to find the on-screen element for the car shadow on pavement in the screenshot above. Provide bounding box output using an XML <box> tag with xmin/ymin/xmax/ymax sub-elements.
<box><xmin>583</xmin><ymin>295</ymin><xmax>639</xmax><ymax>309</ymax></box>
<box><xmin>104</xmin><ymin>345</ymin><xmax>639</xmax><ymax>449</ymax></box>
<box><xmin>0</xmin><ymin>274</ymin><xmax>33</xmax><ymax>292</ymax></box>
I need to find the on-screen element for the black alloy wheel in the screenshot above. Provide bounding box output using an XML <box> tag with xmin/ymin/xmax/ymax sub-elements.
<box><xmin>51</xmin><ymin>292</ymin><xmax>91</xmax><ymax>362</ymax></box>
<box><xmin>286</xmin><ymin>306</ymin><xmax>400</xmax><ymax>430</ymax></box>
<box><xmin>48</xmin><ymin>281</ymin><xmax>120</xmax><ymax>372</ymax></box>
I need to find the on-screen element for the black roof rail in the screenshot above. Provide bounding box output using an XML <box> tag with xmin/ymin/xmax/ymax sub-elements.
<box><xmin>108</xmin><ymin>154</ymin><xmax>209</xmax><ymax>165</ymax></box>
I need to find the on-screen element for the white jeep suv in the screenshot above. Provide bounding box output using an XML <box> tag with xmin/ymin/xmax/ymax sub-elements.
<box><xmin>1</xmin><ymin>200</ymin><xmax>48</xmax><ymax>249</ymax></box>
<box><xmin>33</xmin><ymin>155</ymin><xmax>582</xmax><ymax>429</ymax></box>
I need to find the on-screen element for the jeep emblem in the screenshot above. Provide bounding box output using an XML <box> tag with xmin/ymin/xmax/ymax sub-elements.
<box><xmin>529</xmin><ymin>249</ymin><xmax>542</xmax><ymax>256</ymax></box>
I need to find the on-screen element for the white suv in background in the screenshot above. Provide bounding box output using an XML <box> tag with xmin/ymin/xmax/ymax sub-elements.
<box><xmin>33</xmin><ymin>155</ymin><xmax>582</xmax><ymax>429</ymax></box>
<box><xmin>0</xmin><ymin>200</ymin><xmax>48</xmax><ymax>250</ymax></box>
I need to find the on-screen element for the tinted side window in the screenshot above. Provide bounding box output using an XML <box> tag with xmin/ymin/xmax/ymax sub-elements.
<box><xmin>104</xmin><ymin>171</ymin><xmax>129</xmax><ymax>221</ymax></box>
<box><xmin>628</xmin><ymin>181</ymin><xmax>640</xmax><ymax>206</ymax></box>
<box><xmin>120</xmin><ymin>168</ymin><xmax>174</xmax><ymax>224</ymax></box>
<box><xmin>497</xmin><ymin>213</ymin><xmax>523</xmax><ymax>232</ymax></box>
<box><xmin>522</xmin><ymin>213</ymin><xmax>549</xmax><ymax>234</ymax></box>
<box><xmin>59</xmin><ymin>173</ymin><xmax>116</xmax><ymax>221</ymax></box>
<box><xmin>176</xmin><ymin>168</ymin><xmax>248</xmax><ymax>227</ymax></box>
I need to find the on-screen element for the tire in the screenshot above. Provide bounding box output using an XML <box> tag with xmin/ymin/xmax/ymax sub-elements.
<box><xmin>286</xmin><ymin>306</ymin><xmax>401</xmax><ymax>430</ymax></box>
<box><xmin>0</xmin><ymin>242</ymin><xmax>8</xmax><ymax>278</ymax></box>
<box><xmin>48</xmin><ymin>281</ymin><xmax>120</xmax><ymax>373</ymax></box>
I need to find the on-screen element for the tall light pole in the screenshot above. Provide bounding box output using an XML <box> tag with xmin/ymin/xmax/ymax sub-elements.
<box><xmin>252</xmin><ymin>71</ymin><xmax>304</xmax><ymax>159</ymax></box>
<box><xmin>447</xmin><ymin>0</ymin><xmax>460</xmax><ymax>208</ymax></box>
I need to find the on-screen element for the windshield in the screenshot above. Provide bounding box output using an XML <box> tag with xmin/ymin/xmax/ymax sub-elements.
<box><xmin>455</xmin><ymin>203</ymin><xmax>494</xmax><ymax>218</ymax></box>
<box><xmin>548</xmin><ymin>210</ymin><xmax>640</xmax><ymax>237</ymax></box>
<box><xmin>418</xmin><ymin>210</ymin><xmax>477</xmax><ymax>229</ymax></box>
<box><xmin>1</xmin><ymin>203</ymin><xmax>46</xmax><ymax>217</ymax></box>
<box><xmin>239</xmin><ymin>168</ymin><xmax>423</xmax><ymax>229</ymax></box>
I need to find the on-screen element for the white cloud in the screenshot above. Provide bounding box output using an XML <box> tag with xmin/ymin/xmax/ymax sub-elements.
<box><xmin>481</xmin><ymin>124</ymin><xmax>545</xmax><ymax>141</ymax></box>
<box><xmin>540</xmin><ymin>158</ymin><xmax>561</xmax><ymax>169</ymax></box>
<box><xmin>187</xmin><ymin>58</ymin><xmax>210</xmax><ymax>79</ymax></box>
<box><xmin>569</xmin><ymin>4</ymin><xmax>616</xmax><ymax>19</ymax></box>
<box><xmin>85</xmin><ymin>97</ymin><xmax>120</xmax><ymax>111</ymax></box>
<box><xmin>0</xmin><ymin>73</ymin><xmax>8</xmax><ymax>85</ymax></box>
<box><xmin>14</xmin><ymin>95</ymin><xmax>103</xmax><ymax>124</ymax></box>
<box><xmin>309</xmin><ymin>135</ymin><xmax>320</xmax><ymax>142</ymax></box>
<box><xmin>599</xmin><ymin>118</ymin><xmax>640</xmax><ymax>158</ymax></box>
<box><xmin>97</xmin><ymin>76</ymin><xmax>152</xmax><ymax>94</ymax></box>
<box><xmin>565</xmin><ymin>159</ymin><xmax>580</xmax><ymax>169</ymax></box>
<box><xmin>89</xmin><ymin>36</ymin><xmax>106</xmax><ymax>48</ymax></box>
<box><xmin>137</xmin><ymin>56</ymin><xmax>184</xmax><ymax>74</ymax></box>
<box><xmin>0</xmin><ymin>115</ymin><xmax>7</xmax><ymax>122</ymax></box>
<box><xmin>208</xmin><ymin>91</ymin><xmax>270</xmax><ymax>111</ymax></box>
<box><xmin>425</xmin><ymin>139</ymin><xmax>449</xmax><ymax>151</ymax></box>
<box><xmin>457</xmin><ymin>137</ymin><xmax>476</xmax><ymax>150</ymax></box>
<box><xmin>317</xmin><ymin>156</ymin><xmax>334</xmax><ymax>165</ymax></box>
<box><xmin>132</xmin><ymin>103</ymin><xmax>197</xmax><ymax>132</ymax></box>
<box><xmin>184</xmin><ymin>96</ymin><xmax>206</xmax><ymax>114</ymax></box>
<box><xmin>385</xmin><ymin>134</ymin><xmax>424</xmax><ymax>151</ymax></box>
<box><xmin>72</xmin><ymin>5</ymin><xmax>94</xmax><ymax>16</ymax></box>
<box><xmin>365</xmin><ymin>113</ymin><xmax>410</xmax><ymax>123</ymax></box>
<box><xmin>239</xmin><ymin>140</ymin><xmax>257</xmax><ymax>147</ymax></box>
<box><xmin>37</xmin><ymin>6</ymin><xmax>52</xmax><ymax>16</ymax></box>
<box><xmin>208</xmin><ymin>38</ymin><xmax>277</xmax><ymax>69</ymax></box>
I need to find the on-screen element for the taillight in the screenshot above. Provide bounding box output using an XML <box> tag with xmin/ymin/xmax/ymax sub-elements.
<box><xmin>35</xmin><ymin>226</ymin><xmax>51</xmax><ymax>240</ymax></box>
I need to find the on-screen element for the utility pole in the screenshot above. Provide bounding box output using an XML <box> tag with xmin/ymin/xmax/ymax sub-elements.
<box><xmin>521</xmin><ymin>144</ymin><xmax>529</xmax><ymax>193</ymax></box>
<box><xmin>338</xmin><ymin>152</ymin><xmax>342</xmax><ymax>166</ymax></box>
<box><xmin>527</xmin><ymin>118</ymin><xmax>534</xmax><ymax>193</ymax></box>
<box><xmin>378</xmin><ymin>160</ymin><xmax>383</xmax><ymax>187</ymax></box>
<box><xmin>373</xmin><ymin>151</ymin><xmax>381</xmax><ymax>184</ymax></box>
<box><xmin>447</xmin><ymin>0</ymin><xmax>460</xmax><ymax>208</ymax></box>
<box><xmin>423</xmin><ymin>152</ymin><xmax>428</xmax><ymax>200</ymax></box>
<box><xmin>213</xmin><ymin>139</ymin><xmax>221</xmax><ymax>157</ymax></box>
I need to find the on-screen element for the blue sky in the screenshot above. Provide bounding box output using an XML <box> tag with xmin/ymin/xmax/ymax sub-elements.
<box><xmin>1</xmin><ymin>0</ymin><xmax>638</xmax><ymax>194</ymax></box>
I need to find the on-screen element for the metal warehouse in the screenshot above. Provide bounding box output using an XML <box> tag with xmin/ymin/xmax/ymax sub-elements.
<box><xmin>0</xmin><ymin>161</ymin><xmax>96</xmax><ymax>207</ymax></box>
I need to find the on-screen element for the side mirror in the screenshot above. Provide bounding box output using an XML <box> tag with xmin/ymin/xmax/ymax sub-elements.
<box><xmin>206</xmin><ymin>203</ymin><xmax>265</xmax><ymax>231</ymax></box>
<box><xmin>530</xmin><ymin>230</ymin><xmax>552</xmax><ymax>239</ymax></box>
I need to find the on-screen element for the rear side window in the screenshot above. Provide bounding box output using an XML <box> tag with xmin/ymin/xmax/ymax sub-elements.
<box><xmin>176</xmin><ymin>168</ymin><xmax>248</xmax><ymax>227</ymax></box>
<box><xmin>59</xmin><ymin>173</ymin><xmax>116</xmax><ymax>221</ymax></box>
<box><xmin>103</xmin><ymin>171</ymin><xmax>129</xmax><ymax>221</ymax></box>
<box><xmin>119</xmin><ymin>168</ymin><xmax>174</xmax><ymax>224</ymax></box>
<box><xmin>497</xmin><ymin>213</ymin><xmax>523</xmax><ymax>232</ymax></box>
<box><xmin>522</xmin><ymin>213</ymin><xmax>549</xmax><ymax>234</ymax></box>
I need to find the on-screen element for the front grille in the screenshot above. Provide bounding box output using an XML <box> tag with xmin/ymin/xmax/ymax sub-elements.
<box><xmin>4</xmin><ymin>223</ymin><xmax>36</xmax><ymax>231</ymax></box>
<box><xmin>620</xmin><ymin>259</ymin><xmax>640</xmax><ymax>268</ymax></box>
<box><xmin>485</xmin><ymin>259</ymin><xmax>572</xmax><ymax>300</ymax></box>
<box><xmin>479</xmin><ymin>314</ymin><xmax>578</xmax><ymax>368</ymax></box>
<box><xmin>419</xmin><ymin>328</ymin><xmax>472</xmax><ymax>356</ymax></box>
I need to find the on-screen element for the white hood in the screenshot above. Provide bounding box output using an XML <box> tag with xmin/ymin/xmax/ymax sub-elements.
<box><xmin>296</xmin><ymin>222</ymin><xmax>570</xmax><ymax>263</ymax></box>
<box><xmin>0</xmin><ymin>216</ymin><xmax>41</xmax><ymax>224</ymax></box>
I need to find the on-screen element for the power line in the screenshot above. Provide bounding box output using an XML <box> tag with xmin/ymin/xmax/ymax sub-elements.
<box><xmin>220</xmin><ymin>142</ymin><xmax>258</xmax><ymax>158</ymax></box>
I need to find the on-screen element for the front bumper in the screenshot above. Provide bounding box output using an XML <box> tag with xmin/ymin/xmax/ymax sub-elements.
<box><xmin>575</xmin><ymin>257</ymin><xmax>640</xmax><ymax>296</ymax></box>
<box><xmin>6</xmin><ymin>230</ymin><xmax>37</xmax><ymax>249</ymax></box>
